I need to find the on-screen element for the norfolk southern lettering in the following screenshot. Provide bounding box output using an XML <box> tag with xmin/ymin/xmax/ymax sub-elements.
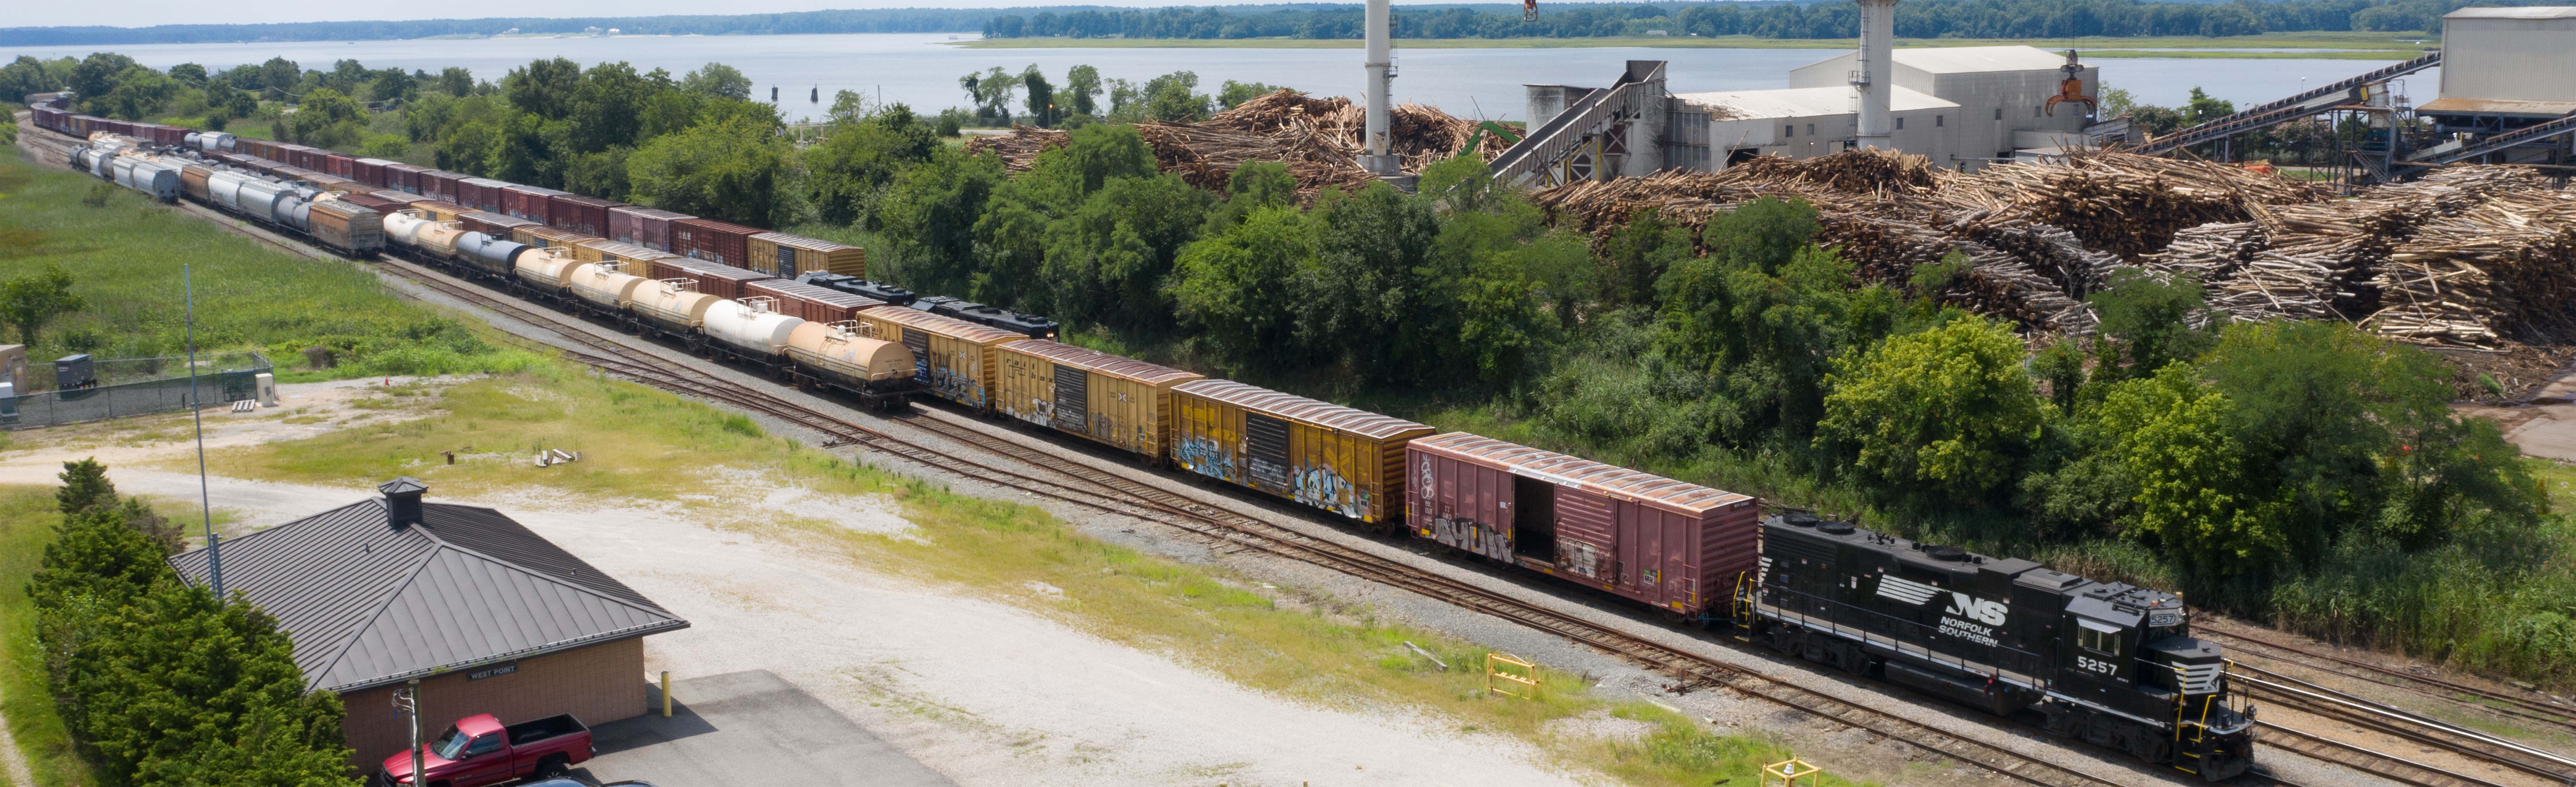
<box><xmin>1748</xmin><ymin>514</ymin><xmax>2254</xmax><ymax>781</ymax></box>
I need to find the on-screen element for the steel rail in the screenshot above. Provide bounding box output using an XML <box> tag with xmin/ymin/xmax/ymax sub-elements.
<box><xmin>2230</xmin><ymin>662</ymin><xmax>2574</xmax><ymax>781</ymax></box>
<box><xmin>2253</xmin><ymin>719</ymin><xmax>2516</xmax><ymax>787</ymax></box>
<box><xmin>2195</xmin><ymin>625</ymin><xmax>2576</xmax><ymax>735</ymax></box>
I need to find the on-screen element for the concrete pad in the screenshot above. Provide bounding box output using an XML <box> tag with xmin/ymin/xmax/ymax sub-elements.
<box><xmin>575</xmin><ymin>670</ymin><xmax>955</xmax><ymax>787</ymax></box>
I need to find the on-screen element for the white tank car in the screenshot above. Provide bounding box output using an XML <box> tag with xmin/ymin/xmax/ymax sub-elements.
<box><xmin>206</xmin><ymin>170</ymin><xmax>257</xmax><ymax>208</ymax></box>
<box><xmin>382</xmin><ymin>210</ymin><xmax>431</xmax><ymax>248</ymax></box>
<box><xmin>703</xmin><ymin>298</ymin><xmax>804</xmax><ymax>365</ymax></box>
<box><xmin>413</xmin><ymin>222</ymin><xmax>468</xmax><ymax>261</ymax></box>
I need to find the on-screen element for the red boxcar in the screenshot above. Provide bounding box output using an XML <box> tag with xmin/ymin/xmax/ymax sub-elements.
<box><xmin>547</xmin><ymin>194</ymin><xmax>624</xmax><ymax>238</ymax></box>
<box><xmin>671</xmin><ymin>218</ymin><xmax>761</xmax><ymax>267</ymax></box>
<box><xmin>645</xmin><ymin>258</ymin><xmax>773</xmax><ymax>301</ymax></box>
<box><xmin>742</xmin><ymin>280</ymin><xmax>886</xmax><ymax>324</ymax></box>
<box><xmin>371</xmin><ymin>189</ymin><xmax>434</xmax><ymax>208</ymax></box>
<box><xmin>275</xmin><ymin>144</ymin><xmax>314</xmax><ymax>170</ymax></box>
<box><xmin>332</xmin><ymin>191</ymin><xmax>410</xmax><ymax>214</ymax></box>
<box><xmin>609</xmin><ymin>206</ymin><xmax>693</xmax><ymax>252</ymax></box>
<box><xmin>323</xmin><ymin>153</ymin><xmax>355</xmax><ymax>179</ymax></box>
<box><xmin>352</xmin><ymin>158</ymin><xmax>394</xmax><ymax>188</ymax></box>
<box><xmin>457</xmin><ymin>179</ymin><xmax>510</xmax><ymax>213</ymax></box>
<box><xmin>501</xmin><ymin>185</ymin><xmax>569</xmax><ymax>224</ymax></box>
<box><xmin>418</xmin><ymin>170</ymin><xmax>466</xmax><ymax>203</ymax></box>
<box><xmin>383</xmin><ymin>162</ymin><xmax>428</xmax><ymax>193</ymax></box>
<box><xmin>1405</xmin><ymin>432</ymin><xmax>1760</xmax><ymax>616</ymax></box>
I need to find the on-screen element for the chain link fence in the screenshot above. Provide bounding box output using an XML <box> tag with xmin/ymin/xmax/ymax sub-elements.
<box><xmin>5</xmin><ymin>352</ymin><xmax>273</xmax><ymax>430</ymax></box>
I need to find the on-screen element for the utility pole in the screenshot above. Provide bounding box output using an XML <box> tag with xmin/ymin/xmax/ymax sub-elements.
<box><xmin>185</xmin><ymin>264</ymin><xmax>223</xmax><ymax>599</ymax></box>
<box><xmin>396</xmin><ymin>681</ymin><xmax>423</xmax><ymax>783</ymax></box>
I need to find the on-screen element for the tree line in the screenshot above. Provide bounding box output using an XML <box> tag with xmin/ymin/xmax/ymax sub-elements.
<box><xmin>33</xmin><ymin>460</ymin><xmax>355</xmax><ymax>785</ymax></box>
<box><xmin>985</xmin><ymin>0</ymin><xmax>2528</xmax><ymax>40</ymax></box>
<box><xmin>0</xmin><ymin>7</ymin><xmax>1002</xmax><ymax>47</ymax></box>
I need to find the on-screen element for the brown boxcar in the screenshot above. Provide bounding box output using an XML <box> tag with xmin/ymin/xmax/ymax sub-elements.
<box><xmin>333</xmin><ymin>191</ymin><xmax>410</xmax><ymax>214</ymax></box>
<box><xmin>1404</xmin><ymin>432</ymin><xmax>1760</xmax><ymax>615</ymax></box>
<box><xmin>672</xmin><ymin>218</ymin><xmax>761</xmax><ymax>267</ymax></box>
<box><xmin>741</xmin><ymin>280</ymin><xmax>887</xmax><ymax>324</ymax></box>
<box><xmin>746</xmin><ymin>232</ymin><xmax>864</xmax><ymax>278</ymax></box>
<box><xmin>993</xmin><ymin>341</ymin><xmax>1202</xmax><ymax>459</ymax></box>
<box><xmin>383</xmin><ymin>162</ymin><xmax>427</xmax><ymax>193</ymax></box>
<box><xmin>643</xmin><ymin>258</ymin><xmax>773</xmax><ymax>301</ymax></box>
<box><xmin>457</xmin><ymin>178</ymin><xmax>510</xmax><ymax>213</ymax></box>
<box><xmin>457</xmin><ymin>210</ymin><xmax>538</xmax><ymax>238</ymax></box>
<box><xmin>371</xmin><ymin>189</ymin><xmax>433</xmax><ymax>208</ymax></box>
<box><xmin>549</xmin><ymin>194</ymin><xmax>624</xmax><ymax>237</ymax></box>
<box><xmin>854</xmin><ymin>308</ymin><xmax>1029</xmax><ymax>410</ymax></box>
<box><xmin>322</xmin><ymin>152</ymin><xmax>355</xmax><ymax>179</ymax></box>
<box><xmin>307</xmin><ymin>200</ymin><xmax>385</xmax><ymax>255</ymax></box>
<box><xmin>501</xmin><ymin>185</ymin><xmax>569</xmax><ymax>224</ymax></box>
<box><xmin>609</xmin><ymin>206</ymin><xmax>693</xmax><ymax>252</ymax></box>
<box><xmin>1168</xmin><ymin>380</ymin><xmax>1432</xmax><ymax>524</ymax></box>
<box><xmin>305</xmin><ymin>174</ymin><xmax>364</xmax><ymax>194</ymax></box>
<box><xmin>178</xmin><ymin>164</ymin><xmax>213</xmax><ymax>202</ymax></box>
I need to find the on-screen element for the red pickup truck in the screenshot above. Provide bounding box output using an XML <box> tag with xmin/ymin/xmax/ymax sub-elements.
<box><xmin>379</xmin><ymin>713</ymin><xmax>594</xmax><ymax>787</ymax></box>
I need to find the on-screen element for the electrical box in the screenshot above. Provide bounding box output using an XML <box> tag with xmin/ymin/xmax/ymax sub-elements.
<box><xmin>54</xmin><ymin>354</ymin><xmax>95</xmax><ymax>390</ymax></box>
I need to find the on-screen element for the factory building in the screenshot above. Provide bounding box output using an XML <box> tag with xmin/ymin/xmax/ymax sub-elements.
<box><xmin>1498</xmin><ymin>45</ymin><xmax>2102</xmax><ymax>186</ymax></box>
<box><xmin>2418</xmin><ymin>7</ymin><xmax>2576</xmax><ymax>166</ymax></box>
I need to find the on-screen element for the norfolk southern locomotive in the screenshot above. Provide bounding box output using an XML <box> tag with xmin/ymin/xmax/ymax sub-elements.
<box><xmin>1748</xmin><ymin>513</ymin><xmax>2253</xmax><ymax>780</ymax></box>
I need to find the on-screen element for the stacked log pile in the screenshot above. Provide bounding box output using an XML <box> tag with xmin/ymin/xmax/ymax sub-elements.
<box><xmin>1531</xmin><ymin>151</ymin><xmax>2575</xmax><ymax>344</ymax></box>
<box><xmin>963</xmin><ymin>89</ymin><xmax>1513</xmax><ymax>198</ymax></box>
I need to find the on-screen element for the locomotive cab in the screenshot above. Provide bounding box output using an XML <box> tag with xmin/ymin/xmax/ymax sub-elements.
<box><xmin>2045</xmin><ymin>584</ymin><xmax>2253</xmax><ymax>781</ymax></box>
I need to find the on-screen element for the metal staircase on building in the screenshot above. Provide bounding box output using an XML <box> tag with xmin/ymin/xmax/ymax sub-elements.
<box><xmin>1491</xmin><ymin>61</ymin><xmax>1667</xmax><ymax>187</ymax></box>
<box><xmin>2134</xmin><ymin>51</ymin><xmax>2441</xmax><ymax>156</ymax></box>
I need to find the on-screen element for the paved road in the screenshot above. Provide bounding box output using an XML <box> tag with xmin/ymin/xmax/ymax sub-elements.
<box><xmin>573</xmin><ymin>670</ymin><xmax>954</xmax><ymax>787</ymax></box>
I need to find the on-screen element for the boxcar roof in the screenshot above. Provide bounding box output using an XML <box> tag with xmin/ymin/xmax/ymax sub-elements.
<box><xmin>863</xmin><ymin>306</ymin><xmax>1030</xmax><ymax>344</ymax></box>
<box><xmin>1004</xmin><ymin>341</ymin><xmax>1203</xmax><ymax>386</ymax></box>
<box><xmin>750</xmin><ymin>231</ymin><xmax>859</xmax><ymax>253</ymax></box>
<box><xmin>583</xmin><ymin>239</ymin><xmax>677</xmax><ymax>260</ymax></box>
<box><xmin>461</xmin><ymin>210</ymin><xmax>536</xmax><ymax>227</ymax></box>
<box><xmin>675</xmin><ymin>217</ymin><xmax>767</xmax><ymax>234</ymax></box>
<box><xmin>747</xmin><ymin>279</ymin><xmax>888</xmax><ymax>309</ymax></box>
<box><xmin>1171</xmin><ymin>379</ymin><xmax>1432</xmax><ymax>440</ymax></box>
<box><xmin>1411</xmin><ymin>432</ymin><xmax>1753</xmax><ymax>516</ymax></box>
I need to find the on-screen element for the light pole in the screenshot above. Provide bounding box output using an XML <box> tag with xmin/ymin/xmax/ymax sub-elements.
<box><xmin>394</xmin><ymin>681</ymin><xmax>423</xmax><ymax>784</ymax></box>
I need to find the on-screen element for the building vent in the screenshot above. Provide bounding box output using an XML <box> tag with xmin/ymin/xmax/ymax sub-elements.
<box><xmin>380</xmin><ymin>477</ymin><xmax>428</xmax><ymax>529</ymax></box>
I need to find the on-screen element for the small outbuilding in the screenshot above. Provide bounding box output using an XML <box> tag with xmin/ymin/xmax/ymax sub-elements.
<box><xmin>168</xmin><ymin>478</ymin><xmax>689</xmax><ymax>770</ymax></box>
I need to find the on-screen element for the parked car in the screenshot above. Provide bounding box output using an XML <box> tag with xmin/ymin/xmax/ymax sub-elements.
<box><xmin>379</xmin><ymin>713</ymin><xmax>594</xmax><ymax>786</ymax></box>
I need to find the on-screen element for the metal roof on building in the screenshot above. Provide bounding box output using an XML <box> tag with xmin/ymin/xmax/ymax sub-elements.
<box><xmin>1886</xmin><ymin>45</ymin><xmax>2077</xmax><ymax>74</ymax></box>
<box><xmin>1003</xmin><ymin>341</ymin><xmax>1204</xmax><ymax>386</ymax></box>
<box><xmin>168</xmin><ymin>496</ymin><xmax>687</xmax><ymax>693</ymax></box>
<box><xmin>1674</xmin><ymin>85</ymin><xmax>1956</xmax><ymax>120</ymax></box>
<box><xmin>2446</xmin><ymin>6</ymin><xmax>2576</xmax><ymax>19</ymax></box>
<box><xmin>2416</xmin><ymin>96</ymin><xmax>2576</xmax><ymax>116</ymax></box>
<box><xmin>1170</xmin><ymin>379</ymin><xmax>1434</xmax><ymax>440</ymax></box>
<box><xmin>1411</xmin><ymin>432</ymin><xmax>1755</xmax><ymax>517</ymax></box>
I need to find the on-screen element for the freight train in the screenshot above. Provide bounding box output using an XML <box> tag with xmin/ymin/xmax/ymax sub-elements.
<box><xmin>22</xmin><ymin>102</ymin><xmax>2254</xmax><ymax>780</ymax></box>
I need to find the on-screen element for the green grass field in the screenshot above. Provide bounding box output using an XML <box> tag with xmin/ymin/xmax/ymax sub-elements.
<box><xmin>0</xmin><ymin>150</ymin><xmax>538</xmax><ymax>382</ymax></box>
<box><xmin>956</xmin><ymin>30</ymin><xmax>2433</xmax><ymax>58</ymax></box>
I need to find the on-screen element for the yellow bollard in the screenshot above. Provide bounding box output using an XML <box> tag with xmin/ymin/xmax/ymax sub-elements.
<box><xmin>1762</xmin><ymin>756</ymin><xmax>1823</xmax><ymax>787</ymax></box>
<box><xmin>660</xmin><ymin>671</ymin><xmax>672</xmax><ymax>718</ymax></box>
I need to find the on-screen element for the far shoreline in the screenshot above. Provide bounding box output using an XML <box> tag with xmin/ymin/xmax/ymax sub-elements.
<box><xmin>949</xmin><ymin>31</ymin><xmax>2430</xmax><ymax>59</ymax></box>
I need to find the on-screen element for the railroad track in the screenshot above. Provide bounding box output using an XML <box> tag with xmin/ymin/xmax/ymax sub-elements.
<box><xmin>22</xmin><ymin>119</ymin><xmax>2462</xmax><ymax>787</ymax></box>
<box><xmin>2196</xmin><ymin>625</ymin><xmax>2576</xmax><ymax>737</ymax></box>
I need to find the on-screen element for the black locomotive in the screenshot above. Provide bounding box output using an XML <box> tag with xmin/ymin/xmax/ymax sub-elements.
<box><xmin>1746</xmin><ymin>513</ymin><xmax>2253</xmax><ymax>781</ymax></box>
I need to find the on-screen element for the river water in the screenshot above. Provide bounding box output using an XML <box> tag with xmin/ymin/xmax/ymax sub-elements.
<box><xmin>1</xmin><ymin>32</ymin><xmax>2434</xmax><ymax>123</ymax></box>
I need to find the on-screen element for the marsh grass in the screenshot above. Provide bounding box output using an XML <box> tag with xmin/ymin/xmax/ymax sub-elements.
<box><xmin>0</xmin><ymin>155</ymin><xmax>541</xmax><ymax>382</ymax></box>
<box><xmin>202</xmin><ymin>364</ymin><xmax>1877</xmax><ymax>786</ymax></box>
<box><xmin>0</xmin><ymin>487</ymin><xmax>112</xmax><ymax>787</ymax></box>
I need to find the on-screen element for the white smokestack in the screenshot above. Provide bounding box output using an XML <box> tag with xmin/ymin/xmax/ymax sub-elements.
<box><xmin>1854</xmin><ymin>0</ymin><xmax>1898</xmax><ymax>150</ymax></box>
<box><xmin>1360</xmin><ymin>0</ymin><xmax>1399</xmax><ymax>175</ymax></box>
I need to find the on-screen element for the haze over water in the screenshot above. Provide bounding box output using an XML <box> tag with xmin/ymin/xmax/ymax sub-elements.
<box><xmin>1</xmin><ymin>32</ymin><xmax>2430</xmax><ymax>123</ymax></box>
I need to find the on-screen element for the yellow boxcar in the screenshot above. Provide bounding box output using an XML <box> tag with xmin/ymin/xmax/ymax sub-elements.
<box><xmin>994</xmin><ymin>341</ymin><xmax>1203</xmax><ymax>460</ymax></box>
<box><xmin>747</xmin><ymin>231</ymin><xmax>865</xmax><ymax>278</ymax></box>
<box><xmin>1168</xmin><ymin>380</ymin><xmax>1433</xmax><ymax>525</ymax></box>
<box><xmin>513</xmin><ymin>225</ymin><xmax>601</xmax><ymax>251</ymax></box>
<box><xmin>855</xmin><ymin>307</ymin><xmax>1029</xmax><ymax>410</ymax></box>
<box><xmin>573</xmin><ymin>238</ymin><xmax>680</xmax><ymax>268</ymax></box>
<box><xmin>414</xmin><ymin>200</ymin><xmax>474</xmax><ymax>224</ymax></box>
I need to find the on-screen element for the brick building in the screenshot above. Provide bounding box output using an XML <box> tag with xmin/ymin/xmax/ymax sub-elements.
<box><xmin>168</xmin><ymin>478</ymin><xmax>689</xmax><ymax>771</ymax></box>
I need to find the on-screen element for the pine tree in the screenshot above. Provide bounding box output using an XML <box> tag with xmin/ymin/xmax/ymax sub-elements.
<box><xmin>55</xmin><ymin>457</ymin><xmax>115</xmax><ymax>516</ymax></box>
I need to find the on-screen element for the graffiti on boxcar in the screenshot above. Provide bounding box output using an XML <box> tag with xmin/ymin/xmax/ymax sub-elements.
<box><xmin>932</xmin><ymin>351</ymin><xmax>986</xmax><ymax>406</ymax></box>
<box><xmin>1293</xmin><ymin>465</ymin><xmax>1362</xmax><ymax>519</ymax></box>
<box><xmin>1175</xmin><ymin>436</ymin><xmax>1236</xmax><ymax>481</ymax></box>
<box><xmin>1432</xmin><ymin>516</ymin><xmax>1512</xmax><ymax>561</ymax></box>
<box><xmin>1010</xmin><ymin>397</ymin><xmax>1055</xmax><ymax>428</ymax></box>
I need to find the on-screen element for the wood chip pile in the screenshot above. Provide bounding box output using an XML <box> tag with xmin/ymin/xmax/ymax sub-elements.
<box><xmin>963</xmin><ymin>89</ymin><xmax>1514</xmax><ymax>198</ymax></box>
<box><xmin>1533</xmin><ymin>149</ymin><xmax>2576</xmax><ymax>347</ymax></box>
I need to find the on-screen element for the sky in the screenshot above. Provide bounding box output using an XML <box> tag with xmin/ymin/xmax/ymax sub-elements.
<box><xmin>9</xmin><ymin>0</ymin><xmax>1546</xmax><ymax>30</ymax></box>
